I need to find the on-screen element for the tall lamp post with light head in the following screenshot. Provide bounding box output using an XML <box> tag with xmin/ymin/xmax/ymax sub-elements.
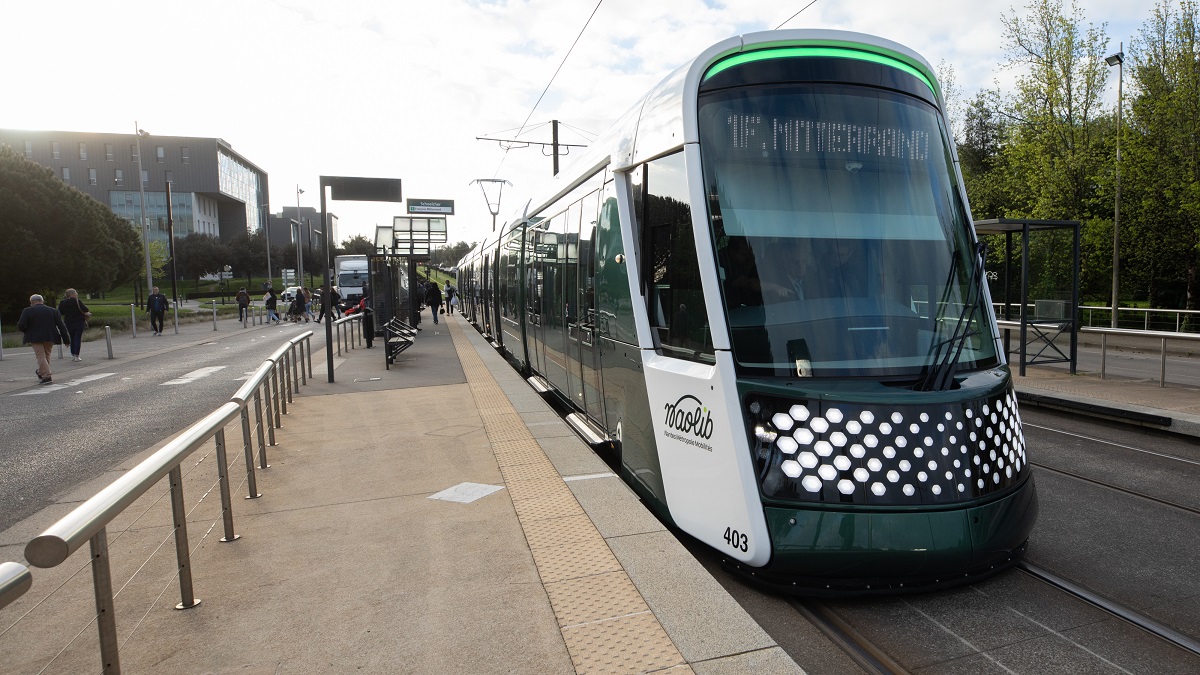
<box><xmin>297</xmin><ymin>185</ymin><xmax>306</xmax><ymax>287</ymax></box>
<box><xmin>135</xmin><ymin>123</ymin><xmax>153</xmax><ymax>299</ymax></box>
<box><xmin>1106</xmin><ymin>45</ymin><xmax>1124</xmax><ymax>328</ymax></box>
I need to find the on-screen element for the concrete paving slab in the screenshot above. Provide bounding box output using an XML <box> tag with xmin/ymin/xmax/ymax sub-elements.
<box><xmin>568</xmin><ymin>475</ymin><xmax>667</xmax><ymax>539</ymax></box>
<box><xmin>692</xmin><ymin>646</ymin><xmax>805</xmax><ymax>674</ymax></box>
<box><xmin>537</xmin><ymin>435</ymin><xmax>612</xmax><ymax>477</ymax></box>
<box><xmin>607</xmin><ymin>530</ymin><xmax>777</xmax><ymax>663</ymax></box>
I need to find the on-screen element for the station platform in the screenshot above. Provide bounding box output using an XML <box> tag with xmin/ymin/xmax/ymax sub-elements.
<box><xmin>2</xmin><ymin>313</ymin><xmax>1197</xmax><ymax>674</ymax></box>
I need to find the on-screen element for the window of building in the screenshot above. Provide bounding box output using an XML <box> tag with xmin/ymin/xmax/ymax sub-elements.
<box><xmin>156</xmin><ymin>146</ymin><xmax>165</xmax><ymax>162</ymax></box>
<box><xmin>52</xmin><ymin>142</ymin><xmax>61</xmax><ymax>160</ymax></box>
<box><xmin>24</xmin><ymin>141</ymin><xmax>33</xmax><ymax>158</ymax></box>
<box><xmin>89</xmin><ymin>168</ymin><xmax>97</xmax><ymax>185</ymax></box>
<box><xmin>62</xmin><ymin>167</ymin><xmax>70</xmax><ymax>181</ymax></box>
<box><xmin>181</xmin><ymin>147</ymin><xmax>190</xmax><ymax>163</ymax></box>
<box><xmin>105</xmin><ymin>143</ymin><xmax>114</xmax><ymax>161</ymax></box>
<box><xmin>78</xmin><ymin>142</ymin><xmax>87</xmax><ymax>160</ymax></box>
<box><xmin>141</xmin><ymin>170</ymin><xmax>149</xmax><ymax>188</ymax></box>
<box><xmin>131</xmin><ymin>144</ymin><xmax>138</xmax><ymax>161</ymax></box>
<box><xmin>165</xmin><ymin>170</ymin><xmax>173</xmax><ymax>183</ymax></box>
<box><xmin>114</xmin><ymin>169</ymin><xmax>124</xmax><ymax>186</ymax></box>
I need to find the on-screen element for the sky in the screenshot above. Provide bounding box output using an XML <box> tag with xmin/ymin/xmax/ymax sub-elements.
<box><xmin>3</xmin><ymin>0</ymin><xmax>1147</xmax><ymax>252</ymax></box>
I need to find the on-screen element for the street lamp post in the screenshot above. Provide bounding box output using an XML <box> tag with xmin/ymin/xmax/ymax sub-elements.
<box><xmin>260</xmin><ymin>204</ymin><xmax>273</xmax><ymax>290</ymax></box>
<box><xmin>135</xmin><ymin>123</ymin><xmax>152</xmax><ymax>298</ymax></box>
<box><xmin>1106</xmin><ymin>45</ymin><xmax>1124</xmax><ymax>328</ymax></box>
<box><xmin>296</xmin><ymin>186</ymin><xmax>306</xmax><ymax>288</ymax></box>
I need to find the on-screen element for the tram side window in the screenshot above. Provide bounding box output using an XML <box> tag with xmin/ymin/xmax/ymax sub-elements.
<box><xmin>639</xmin><ymin>152</ymin><xmax>713</xmax><ymax>362</ymax></box>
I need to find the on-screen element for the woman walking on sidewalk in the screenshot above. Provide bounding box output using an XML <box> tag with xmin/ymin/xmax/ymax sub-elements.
<box><xmin>264</xmin><ymin>287</ymin><xmax>280</xmax><ymax>324</ymax></box>
<box><xmin>58</xmin><ymin>288</ymin><xmax>90</xmax><ymax>361</ymax></box>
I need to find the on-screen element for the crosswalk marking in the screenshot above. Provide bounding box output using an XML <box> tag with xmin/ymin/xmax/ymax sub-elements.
<box><xmin>13</xmin><ymin>373</ymin><xmax>115</xmax><ymax>396</ymax></box>
<box><xmin>161</xmin><ymin>366</ymin><xmax>227</xmax><ymax>386</ymax></box>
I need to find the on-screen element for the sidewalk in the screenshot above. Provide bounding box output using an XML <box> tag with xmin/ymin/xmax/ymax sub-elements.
<box><xmin>2</xmin><ymin>314</ymin><xmax>1195</xmax><ymax>674</ymax></box>
<box><xmin>0</xmin><ymin>316</ymin><xmax>797</xmax><ymax>674</ymax></box>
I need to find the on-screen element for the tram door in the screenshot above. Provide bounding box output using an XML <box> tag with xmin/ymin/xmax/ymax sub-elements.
<box><xmin>595</xmin><ymin>175</ymin><xmax>664</xmax><ymax>504</ymax></box>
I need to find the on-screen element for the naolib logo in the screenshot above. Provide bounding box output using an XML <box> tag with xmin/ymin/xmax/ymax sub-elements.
<box><xmin>663</xmin><ymin>395</ymin><xmax>715</xmax><ymax>446</ymax></box>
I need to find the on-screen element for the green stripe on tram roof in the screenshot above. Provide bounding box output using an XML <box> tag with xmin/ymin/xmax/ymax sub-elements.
<box><xmin>703</xmin><ymin>46</ymin><xmax>937</xmax><ymax>96</ymax></box>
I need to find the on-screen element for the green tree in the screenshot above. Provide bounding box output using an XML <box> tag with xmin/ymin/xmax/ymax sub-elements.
<box><xmin>997</xmin><ymin>0</ymin><xmax>1113</xmax><ymax>299</ymax></box>
<box><xmin>226</xmin><ymin>229</ymin><xmax>269</xmax><ymax>285</ymax></box>
<box><xmin>1125</xmin><ymin>0</ymin><xmax>1200</xmax><ymax>310</ymax></box>
<box><xmin>0</xmin><ymin>144</ymin><xmax>141</xmax><ymax>320</ymax></box>
<box><xmin>174</xmin><ymin>233</ymin><xmax>229</xmax><ymax>288</ymax></box>
<box><xmin>340</xmin><ymin>234</ymin><xmax>375</xmax><ymax>256</ymax></box>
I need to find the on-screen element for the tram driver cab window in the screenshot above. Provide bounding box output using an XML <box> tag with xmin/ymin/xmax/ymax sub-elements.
<box><xmin>634</xmin><ymin>152</ymin><xmax>713</xmax><ymax>363</ymax></box>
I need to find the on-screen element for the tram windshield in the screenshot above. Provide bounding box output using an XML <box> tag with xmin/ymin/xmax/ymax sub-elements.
<box><xmin>698</xmin><ymin>84</ymin><xmax>999</xmax><ymax>380</ymax></box>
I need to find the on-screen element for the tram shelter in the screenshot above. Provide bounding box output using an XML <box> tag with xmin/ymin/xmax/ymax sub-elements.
<box><xmin>371</xmin><ymin>216</ymin><xmax>448</xmax><ymax>328</ymax></box>
<box><xmin>975</xmin><ymin>218</ymin><xmax>1080</xmax><ymax>375</ymax></box>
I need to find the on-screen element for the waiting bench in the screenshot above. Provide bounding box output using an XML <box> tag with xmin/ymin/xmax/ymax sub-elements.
<box><xmin>385</xmin><ymin>317</ymin><xmax>417</xmax><ymax>368</ymax></box>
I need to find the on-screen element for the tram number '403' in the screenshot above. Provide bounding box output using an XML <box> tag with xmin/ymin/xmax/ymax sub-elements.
<box><xmin>723</xmin><ymin>526</ymin><xmax>748</xmax><ymax>553</ymax></box>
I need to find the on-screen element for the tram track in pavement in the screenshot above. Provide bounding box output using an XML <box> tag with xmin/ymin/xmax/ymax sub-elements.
<box><xmin>789</xmin><ymin>599</ymin><xmax>911</xmax><ymax>675</ymax></box>
<box><xmin>1024</xmin><ymin>421</ymin><xmax>1200</xmax><ymax>517</ymax></box>
<box><xmin>1018</xmin><ymin>562</ymin><xmax>1200</xmax><ymax>659</ymax></box>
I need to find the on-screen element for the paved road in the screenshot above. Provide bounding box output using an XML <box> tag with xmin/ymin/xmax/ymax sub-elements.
<box><xmin>0</xmin><ymin>322</ymin><xmax>315</xmax><ymax>532</ymax></box>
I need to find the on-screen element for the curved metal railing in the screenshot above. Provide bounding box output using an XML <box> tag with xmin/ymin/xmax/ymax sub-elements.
<box><xmin>11</xmin><ymin>331</ymin><xmax>313</xmax><ymax>674</ymax></box>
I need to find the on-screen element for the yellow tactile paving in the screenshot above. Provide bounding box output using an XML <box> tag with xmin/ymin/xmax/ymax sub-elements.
<box><xmin>529</xmin><ymin>536</ymin><xmax>624</xmax><ymax>583</ymax></box>
<box><xmin>561</xmin><ymin>612</ymin><xmax>686</xmax><ymax>675</ymax></box>
<box><xmin>523</xmin><ymin>514</ymin><xmax>604</xmax><ymax>551</ymax></box>
<box><xmin>546</xmin><ymin>571</ymin><xmax>650</xmax><ymax>626</ymax></box>
<box><xmin>448</xmin><ymin>319</ymin><xmax>688</xmax><ymax>674</ymax></box>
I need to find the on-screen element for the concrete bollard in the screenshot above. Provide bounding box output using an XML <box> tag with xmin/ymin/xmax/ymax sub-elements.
<box><xmin>0</xmin><ymin>313</ymin><xmax>5</xmax><ymax>361</ymax></box>
<box><xmin>131</xmin><ymin>304</ymin><xmax>137</xmax><ymax>338</ymax></box>
<box><xmin>105</xmin><ymin>326</ymin><xmax>114</xmax><ymax>359</ymax></box>
<box><xmin>212</xmin><ymin>300</ymin><xmax>218</xmax><ymax>331</ymax></box>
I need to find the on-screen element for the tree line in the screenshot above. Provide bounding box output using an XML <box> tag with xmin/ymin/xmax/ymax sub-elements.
<box><xmin>961</xmin><ymin>0</ymin><xmax>1199</xmax><ymax>312</ymax></box>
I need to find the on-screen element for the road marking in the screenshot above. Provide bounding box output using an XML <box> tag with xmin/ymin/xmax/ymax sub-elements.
<box><xmin>233</xmin><ymin>370</ymin><xmax>259</xmax><ymax>381</ymax></box>
<box><xmin>13</xmin><ymin>373</ymin><xmax>115</xmax><ymax>396</ymax></box>
<box><xmin>161</xmin><ymin>366</ymin><xmax>227</xmax><ymax>386</ymax></box>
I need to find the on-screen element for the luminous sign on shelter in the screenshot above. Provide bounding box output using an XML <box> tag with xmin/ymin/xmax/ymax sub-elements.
<box><xmin>407</xmin><ymin>199</ymin><xmax>455</xmax><ymax>215</ymax></box>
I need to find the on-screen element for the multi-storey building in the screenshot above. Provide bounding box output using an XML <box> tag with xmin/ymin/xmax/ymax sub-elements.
<box><xmin>0</xmin><ymin>128</ymin><xmax>270</xmax><ymax>244</ymax></box>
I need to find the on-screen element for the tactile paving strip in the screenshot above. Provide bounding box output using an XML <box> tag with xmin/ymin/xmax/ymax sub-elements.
<box><xmin>448</xmin><ymin>320</ymin><xmax>688</xmax><ymax>674</ymax></box>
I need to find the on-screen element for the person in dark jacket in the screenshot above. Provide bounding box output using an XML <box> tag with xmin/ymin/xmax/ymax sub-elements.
<box><xmin>17</xmin><ymin>294</ymin><xmax>70</xmax><ymax>385</ymax></box>
<box><xmin>146</xmin><ymin>286</ymin><xmax>170</xmax><ymax>335</ymax></box>
<box><xmin>58</xmin><ymin>288</ymin><xmax>90</xmax><ymax>361</ymax></box>
<box><xmin>425</xmin><ymin>281</ymin><xmax>443</xmax><ymax>325</ymax></box>
<box><xmin>359</xmin><ymin>287</ymin><xmax>374</xmax><ymax>348</ymax></box>
<box><xmin>264</xmin><ymin>288</ymin><xmax>280</xmax><ymax>324</ymax></box>
<box><xmin>236</xmin><ymin>287</ymin><xmax>251</xmax><ymax>322</ymax></box>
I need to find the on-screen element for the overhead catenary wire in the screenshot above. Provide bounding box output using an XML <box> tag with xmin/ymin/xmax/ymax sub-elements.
<box><xmin>493</xmin><ymin>0</ymin><xmax>605</xmax><ymax>177</ymax></box>
<box><xmin>775</xmin><ymin>0</ymin><xmax>820</xmax><ymax>30</ymax></box>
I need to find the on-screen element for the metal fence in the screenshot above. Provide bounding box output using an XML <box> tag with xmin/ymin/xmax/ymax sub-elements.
<box><xmin>3</xmin><ymin>331</ymin><xmax>314</xmax><ymax>674</ymax></box>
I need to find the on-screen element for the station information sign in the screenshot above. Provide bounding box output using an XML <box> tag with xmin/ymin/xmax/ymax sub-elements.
<box><xmin>407</xmin><ymin>199</ymin><xmax>455</xmax><ymax>215</ymax></box>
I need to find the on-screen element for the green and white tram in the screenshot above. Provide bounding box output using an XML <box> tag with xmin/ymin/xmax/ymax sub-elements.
<box><xmin>458</xmin><ymin>29</ymin><xmax>1037</xmax><ymax>593</ymax></box>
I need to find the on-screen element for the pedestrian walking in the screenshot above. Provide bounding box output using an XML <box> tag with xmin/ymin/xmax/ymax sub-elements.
<box><xmin>236</xmin><ymin>287</ymin><xmax>251</xmax><ymax>322</ymax></box>
<box><xmin>58</xmin><ymin>288</ymin><xmax>90</xmax><ymax>361</ymax></box>
<box><xmin>444</xmin><ymin>282</ymin><xmax>458</xmax><ymax>315</ymax></box>
<box><xmin>146</xmin><ymin>286</ymin><xmax>170</xmax><ymax>335</ymax></box>
<box><xmin>264</xmin><ymin>287</ymin><xmax>280</xmax><ymax>324</ymax></box>
<box><xmin>426</xmin><ymin>281</ymin><xmax>443</xmax><ymax>325</ymax></box>
<box><xmin>302</xmin><ymin>287</ymin><xmax>315</xmax><ymax>322</ymax></box>
<box><xmin>17</xmin><ymin>294</ymin><xmax>70</xmax><ymax>385</ymax></box>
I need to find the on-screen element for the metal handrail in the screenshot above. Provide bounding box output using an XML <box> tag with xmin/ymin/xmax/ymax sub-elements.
<box><xmin>997</xmin><ymin>302</ymin><xmax>1200</xmax><ymax>333</ymax></box>
<box><xmin>333</xmin><ymin>313</ymin><xmax>363</xmax><ymax>356</ymax></box>
<box><xmin>0</xmin><ymin>561</ymin><xmax>32</xmax><ymax>611</ymax></box>
<box><xmin>25</xmin><ymin>402</ymin><xmax>241</xmax><ymax>568</ymax></box>
<box><xmin>998</xmin><ymin>320</ymin><xmax>1200</xmax><ymax>387</ymax></box>
<box><xmin>20</xmin><ymin>331</ymin><xmax>312</xmax><ymax>674</ymax></box>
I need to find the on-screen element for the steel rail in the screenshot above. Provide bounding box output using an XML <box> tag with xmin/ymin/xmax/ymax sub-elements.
<box><xmin>1030</xmin><ymin>462</ymin><xmax>1200</xmax><ymax>518</ymax></box>
<box><xmin>790</xmin><ymin>598</ymin><xmax>913</xmax><ymax>675</ymax></box>
<box><xmin>1020</xmin><ymin>562</ymin><xmax>1200</xmax><ymax>658</ymax></box>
